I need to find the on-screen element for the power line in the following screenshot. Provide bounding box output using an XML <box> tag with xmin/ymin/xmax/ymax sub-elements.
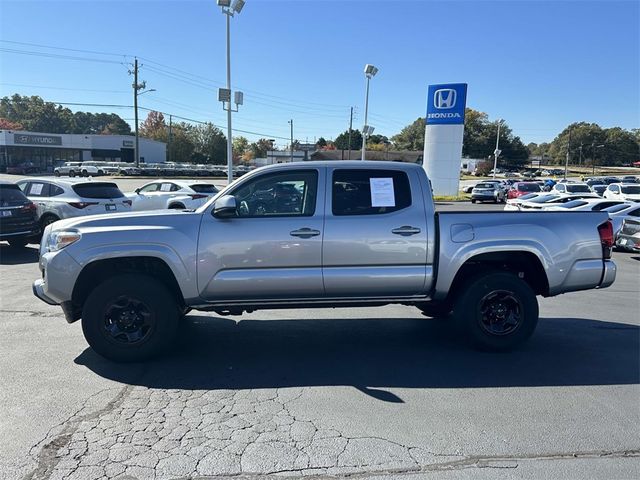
<box><xmin>0</xmin><ymin>82</ymin><xmax>128</xmax><ymax>94</ymax></box>
<box><xmin>0</xmin><ymin>47</ymin><xmax>124</xmax><ymax>65</ymax></box>
<box><xmin>0</xmin><ymin>39</ymin><xmax>128</xmax><ymax>58</ymax></box>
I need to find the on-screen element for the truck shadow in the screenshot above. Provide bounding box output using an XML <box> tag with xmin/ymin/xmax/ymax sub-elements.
<box><xmin>0</xmin><ymin>244</ymin><xmax>39</xmax><ymax>265</ymax></box>
<box><xmin>75</xmin><ymin>316</ymin><xmax>639</xmax><ymax>399</ymax></box>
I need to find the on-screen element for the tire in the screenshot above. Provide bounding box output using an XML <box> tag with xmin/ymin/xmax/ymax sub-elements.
<box><xmin>168</xmin><ymin>203</ymin><xmax>185</xmax><ymax>210</ymax></box>
<box><xmin>98</xmin><ymin>170</ymin><xmax>104</xmax><ymax>176</ymax></box>
<box><xmin>81</xmin><ymin>274</ymin><xmax>180</xmax><ymax>362</ymax></box>
<box><xmin>69</xmin><ymin>170</ymin><xmax>76</xmax><ymax>177</ymax></box>
<box><xmin>8</xmin><ymin>238</ymin><xmax>28</xmax><ymax>248</ymax></box>
<box><xmin>471</xmin><ymin>199</ymin><xmax>477</xmax><ymax>204</ymax></box>
<box><xmin>40</xmin><ymin>214</ymin><xmax>60</xmax><ymax>229</ymax></box>
<box><xmin>453</xmin><ymin>271</ymin><xmax>538</xmax><ymax>351</ymax></box>
<box><xmin>81</xmin><ymin>170</ymin><xmax>89</xmax><ymax>177</ymax></box>
<box><xmin>54</xmin><ymin>170</ymin><xmax>61</xmax><ymax>177</ymax></box>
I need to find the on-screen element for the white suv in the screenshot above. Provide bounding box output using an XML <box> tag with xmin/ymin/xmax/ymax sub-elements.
<box><xmin>126</xmin><ymin>180</ymin><xmax>219</xmax><ymax>211</ymax></box>
<box><xmin>603</xmin><ymin>183</ymin><xmax>640</xmax><ymax>202</ymax></box>
<box><xmin>54</xmin><ymin>162</ymin><xmax>102</xmax><ymax>177</ymax></box>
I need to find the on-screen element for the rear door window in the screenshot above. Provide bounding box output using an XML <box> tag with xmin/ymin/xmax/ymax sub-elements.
<box><xmin>332</xmin><ymin>169</ymin><xmax>411</xmax><ymax>216</ymax></box>
<box><xmin>27</xmin><ymin>182</ymin><xmax>51</xmax><ymax>197</ymax></box>
<box><xmin>72</xmin><ymin>183</ymin><xmax>124</xmax><ymax>199</ymax></box>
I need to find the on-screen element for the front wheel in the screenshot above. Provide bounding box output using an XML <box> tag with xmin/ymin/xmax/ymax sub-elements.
<box><xmin>81</xmin><ymin>274</ymin><xmax>180</xmax><ymax>362</ymax></box>
<box><xmin>471</xmin><ymin>199</ymin><xmax>477</xmax><ymax>204</ymax></box>
<box><xmin>453</xmin><ymin>271</ymin><xmax>538</xmax><ymax>351</ymax></box>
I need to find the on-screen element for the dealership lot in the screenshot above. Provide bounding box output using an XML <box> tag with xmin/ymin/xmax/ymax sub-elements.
<box><xmin>1</xmin><ymin>188</ymin><xmax>638</xmax><ymax>479</ymax></box>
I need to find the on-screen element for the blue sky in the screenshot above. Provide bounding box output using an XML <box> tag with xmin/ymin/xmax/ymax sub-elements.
<box><xmin>0</xmin><ymin>0</ymin><xmax>638</xmax><ymax>147</ymax></box>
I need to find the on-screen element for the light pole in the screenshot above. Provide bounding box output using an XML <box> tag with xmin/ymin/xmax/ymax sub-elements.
<box><xmin>492</xmin><ymin>119</ymin><xmax>503</xmax><ymax>179</ymax></box>
<box><xmin>592</xmin><ymin>143</ymin><xmax>604</xmax><ymax>175</ymax></box>
<box><xmin>361</xmin><ymin>64</ymin><xmax>378</xmax><ymax>161</ymax></box>
<box><xmin>217</xmin><ymin>0</ymin><xmax>245</xmax><ymax>184</ymax></box>
<box><xmin>288</xmin><ymin>119</ymin><xmax>294</xmax><ymax>162</ymax></box>
<box><xmin>130</xmin><ymin>57</ymin><xmax>155</xmax><ymax>168</ymax></box>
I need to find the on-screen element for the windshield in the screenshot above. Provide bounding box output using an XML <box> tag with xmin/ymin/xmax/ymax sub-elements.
<box><xmin>0</xmin><ymin>184</ymin><xmax>29</xmax><ymax>206</ymax></box>
<box><xmin>621</xmin><ymin>185</ymin><xmax>640</xmax><ymax>194</ymax></box>
<box><xmin>566</xmin><ymin>184</ymin><xmax>591</xmax><ymax>193</ymax></box>
<box><xmin>518</xmin><ymin>183</ymin><xmax>541</xmax><ymax>192</ymax></box>
<box><xmin>529</xmin><ymin>194</ymin><xmax>560</xmax><ymax>203</ymax></box>
<box><xmin>604</xmin><ymin>203</ymin><xmax>632</xmax><ymax>213</ymax></box>
<box><xmin>558</xmin><ymin>200</ymin><xmax>588</xmax><ymax>209</ymax></box>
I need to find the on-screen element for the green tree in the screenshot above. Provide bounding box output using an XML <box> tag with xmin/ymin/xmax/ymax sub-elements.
<box><xmin>167</xmin><ymin>122</ymin><xmax>195</xmax><ymax>163</ymax></box>
<box><xmin>232</xmin><ymin>136</ymin><xmax>249</xmax><ymax>160</ymax></box>
<box><xmin>316</xmin><ymin>137</ymin><xmax>327</xmax><ymax>148</ymax></box>
<box><xmin>250</xmin><ymin>138</ymin><xmax>274</xmax><ymax>158</ymax></box>
<box><xmin>0</xmin><ymin>94</ymin><xmax>75</xmax><ymax>133</ymax></box>
<box><xmin>547</xmin><ymin>122</ymin><xmax>606</xmax><ymax>165</ymax></box>
<box><xmin>334</xmin><ymin>129</ymin><xmax>363</xmax><ymax>150</ymax></box>
<box><xmin>190</xmin><ymin>123</ymin><xmax>226</xmax><ymax>164</ymax></box>
<box><xmin>391</xmin><ymin>118</ymin><xmax>424</xmax><ymax>150</ymax></box>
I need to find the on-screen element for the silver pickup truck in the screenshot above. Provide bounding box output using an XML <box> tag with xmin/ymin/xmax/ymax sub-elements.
<box><xmin>33</xmin><ymin>161</ymin><xmax>616</xmax><ymax>362</ymax></box>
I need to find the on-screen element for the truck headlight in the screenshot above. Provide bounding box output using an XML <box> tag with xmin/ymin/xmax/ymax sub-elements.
<box><xmin>46</xmin><ymin>231</ymin><xmax>81</xmax><ymax>252</ymax></box>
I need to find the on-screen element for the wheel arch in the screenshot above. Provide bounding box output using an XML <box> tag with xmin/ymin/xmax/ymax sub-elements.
<box><xmin>444</xmin><ymin>251</ymin><xmax>549</xmax><ymax>305</ymax></box>
<box><xmin>70</xmin><ymin>256</ymin><xmax>186</xmax><ymax>323</ymax></box>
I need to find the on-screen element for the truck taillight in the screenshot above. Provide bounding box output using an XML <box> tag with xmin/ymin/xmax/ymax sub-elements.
<box><xmin>597</xmin><ymin>220</ymin><xmax>613</xmax><ymax>259</ymax></box>
<box><xmin>21</xmin><ymin>202</ymin><xmax>37</xmax><ymax>212</ymax></box>
<box><xmin>189</xmin><ymin>194</ymin><xmax>208</xmax><ymax>200</ymax></box>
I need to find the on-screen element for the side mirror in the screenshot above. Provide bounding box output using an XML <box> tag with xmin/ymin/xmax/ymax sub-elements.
<box><xmin>135</xmin><ymin>188</ymin><xmax>141</xmax><ymax>194</ymax></box>
<box><xmin>212</xmin><ymin>195</ymin><xmax>237</xmax><ymax>218</ymax></box>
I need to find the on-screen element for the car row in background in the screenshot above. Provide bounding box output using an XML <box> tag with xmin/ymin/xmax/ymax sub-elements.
<box><xmin>0</xmin><ymin>177</ymin><xmax>220</xmax><ymax>247</ymax></box>
<box><xmin>50</xmin><ymin>161</ymin><xmax>253</xmax><ymax>178</ymax></box>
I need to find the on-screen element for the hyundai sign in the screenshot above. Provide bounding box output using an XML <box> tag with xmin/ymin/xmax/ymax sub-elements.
<box><xmin>426</xmin><ymin>83</ymin><xmax>467</xmax><ymax>125</ymax></box>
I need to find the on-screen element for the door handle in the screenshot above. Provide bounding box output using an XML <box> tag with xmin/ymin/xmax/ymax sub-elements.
<box><xmin>290</xmin><ymin>228</ymin><xmax>321</xmax><ymax>238</ymax></box>
<box><xmin>392</xmin><ymin>226</ymin><xmax>421</xmax><ymax>236</ymax></box>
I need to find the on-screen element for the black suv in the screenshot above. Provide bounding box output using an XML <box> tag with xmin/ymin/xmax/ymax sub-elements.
<box><xmin>0</xmin><ymin>181</ymin><xmax>40</xmax><ymax>248</ymax></box>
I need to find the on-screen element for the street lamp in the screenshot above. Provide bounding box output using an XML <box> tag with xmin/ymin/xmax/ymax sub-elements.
<box><xmin>592</xmin><ymin>143</ymin><xmax>605</xmax><ymax>175</ymax></box>
<box><xmin>492</xmin><ymin>118</ymin><xmax>503</xmax><ymax>179</ymax></box>
<box><xmin>361</xmin><ymin>64</ymin><xmax>378</xmax><ymax>161</ymax></box>
<box><xmin>217</xmin><ymin>0</ymin><xmax>245</xmax><ymax>184</ymax></box>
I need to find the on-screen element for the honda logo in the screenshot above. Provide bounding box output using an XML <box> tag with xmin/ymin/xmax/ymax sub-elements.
<box><xmin>434</xmin><ymin>89</ymin><xmax>456</xmax><ymax>109</ymax></box>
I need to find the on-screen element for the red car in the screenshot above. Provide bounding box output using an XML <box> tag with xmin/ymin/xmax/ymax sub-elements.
<box><xmin>507</xmin><ymin>181</ymin><xmax>542</xmax><ymax>199</ymax></box>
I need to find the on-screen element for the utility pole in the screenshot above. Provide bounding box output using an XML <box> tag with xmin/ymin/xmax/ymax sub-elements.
<box><xmin>347</xmin><ymin>107</ymin><xmax>353</xmax><ymax>160</ymax></box>
<box><xmin>133</xmin><ymin>58</ymin><xmax>140</xmax><ymax>168</ymax></box>
<box><xmin>288</xmin><ymin>119</ymin><xmax>294</xmax><ymax>162</ymax></box>
<box><xmin>564</xmin><ymin>127</ymin><xmax>572</xmax><ymax>180</ymax></box>
<box><xmin>167</xmin><ymin>114</ymin><xmax>173</xmax><ymax>163</ymax></box>
<box><xmin>579</xmin><ymin>142</ymin><xmax>583</xmax><ymax>166</ymax></box>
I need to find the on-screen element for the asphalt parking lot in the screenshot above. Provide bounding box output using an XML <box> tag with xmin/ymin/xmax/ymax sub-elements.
<box><xmin>0</xmin><ymin>176</ymin><xmax>638</xmax><ymax>480</ymax></box>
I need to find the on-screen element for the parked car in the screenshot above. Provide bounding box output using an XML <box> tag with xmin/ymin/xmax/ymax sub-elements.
<box><xmin>0</xmin><ymin>181</ymin><xmax>40</xmax><ymax>247</ymax></box>
<box><xmin>16</xmin><ymin>178</ymin><xmax>131</xmax><ymax>229</ymax></box>
<box><xmin>602</xmin><ymin>183</ymin><xmax>640</xmax><ymax>202</ymax></box>
<box><xmin>471</xmin><ymin>182</ymin><xmax>506</xmax><ymax>203</ymax></box>
<box><xmin>551</xmin><ymin>182</ymin><xmax>598</xmax><ymax>197</ymax></box>
<box><xmin>615</xmin><ymin>218</ymin><xmax>640</xmax><ymax>252</ymax></box>
<box><xmin>543</xmin><ymin>199</ymin><xmax>625</xmax><ymax>212</ymax></box>
<box><xmin>507</xmin><ymin>182</ymin><xmax>542</xmax><ymax>199</ymax></box>
<box><xmin>504</xmin><ymin>193</ymin><xmax>601</xmax><ymax>211</ymax></box>
<box><xmin>54</xmin><ymin>162</ymin><xmax>82</xmax><ymax>177</ymax></box>
<box><xmin>126</xmin><ymin>180</ymin><xmax>219</xmax><ymax>211</ymax></box>
<box><xmin>32</xmin><ymin>161</ymin><xmax>616</xmax><ymax>362</ymax></box>
<box><xmin>118</xmin><ymin>164</ymin><xmax>142</xmax><ymax>176</ymax></box>
<box><xmin>604</xmin><ymin>203</ymin><xmax>640</xmax><ymax>238</ymax></box>
<box><xmin>6</xmin><ymin>162</ymin><xmax>39</xmax><ymax>175</ymax></box>
<box><xmin>621</xmin><ymin>175</ymin><xmax>638</xmax><ymax>183</ymax></box>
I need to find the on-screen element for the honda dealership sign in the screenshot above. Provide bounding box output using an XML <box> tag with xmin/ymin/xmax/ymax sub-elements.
<box><xmin>423</xmin><ymin>83</ymin><xmax>468</xmax><ymax>196</ymax></box>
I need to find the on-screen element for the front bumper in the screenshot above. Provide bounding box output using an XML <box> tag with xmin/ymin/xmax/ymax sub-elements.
<box><xmin>32</xmin><ymin>249</ymin><xmax>81</xmax><ymax>308</ymax></box>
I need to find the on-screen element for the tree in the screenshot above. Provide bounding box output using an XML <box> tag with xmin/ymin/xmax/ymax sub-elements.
<box><xmin>334</xmin><ymin>129</ymin><xmax>362</xmax><ymax>150</ymax></box>
<box><xmin>391</xmin><ymin>118</ymin><xmax>424</xmax><ymax>150</ymax></box>
<box><xmin>368</xmin><ymin>134</ymin><xmax>389</xmax><ymax>145</ymax></box>
<box><xmin>0</xmin><ymin>117</ymin><xmax>24</xmax><ymax>130</ymax></box>
<box><xmin>250</xmin><ymin>138</ymin><xmax>274</xmax><ymax>159</ymax></box>
<box><xmin>232</xmin><ymin>136</ymin><xmax>249</xmax><ymax>160</ymax></box>
<box><xmin>139</xmin><ymin>111</ymin><xmax>167</xmax><ymax>140</ymax></box>
<box><xmin>167</xmin><ymin>122</ymin><xmax>195</xmax><ymax>163</ymax></box>
<box><xmin>190</xmin><ymin>123</ymin><xmax>227</xmax><ymax>164</ymax></box>
<box><xmin>0</xmin><ymin>94</ymin><xmax>75</xmax><ymax>133</ymax></box>
<box><xmin>316</xmin><ymin>137</ymin><xmax>327</xmax><ymax>148</ymax></box>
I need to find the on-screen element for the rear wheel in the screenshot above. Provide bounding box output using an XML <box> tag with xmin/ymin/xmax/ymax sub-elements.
<box><xmin>81</xmin><ymin>274</ymin><xmax>180</xmax><ymax>362</ymax></box>
<box><xmin>453</xmin><ymin>271</ymin><xmax>538</xmax><ymax>351</ymax></box>
<box><xmin>40</xmin><ymin>214</ymin><xmax>60</xmax><ymax>229</ymax></box>
<box><xmin>69</xmin><ymin>170</ymin><xmax>76</xmax><ymax>177</ymax></box>
<box><xmin>168</xmin><ymin>203</ymin><xmax>185</xmax><ymax>210</ymax></box>
<box><xmin>471</xmin><ymin>199</ymin><xmax>477</xmax><ymax>204</ymax></box>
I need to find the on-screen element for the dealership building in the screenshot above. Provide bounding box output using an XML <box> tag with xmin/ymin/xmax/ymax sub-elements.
<box><xmin>0</xmin><ymin>130</ymin><xmax>166</xmax><ymax>172</ymax></box>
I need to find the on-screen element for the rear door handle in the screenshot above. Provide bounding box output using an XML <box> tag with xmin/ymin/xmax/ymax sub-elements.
<box><xmin>290</xmin><ymin>228</ymin><xmax>321</xmax><ymax>238</ymax></box>
<box><xmin>392</xmin><ymin>226</ymin><xmax>421</xmax><ymax>236</ymax></box>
